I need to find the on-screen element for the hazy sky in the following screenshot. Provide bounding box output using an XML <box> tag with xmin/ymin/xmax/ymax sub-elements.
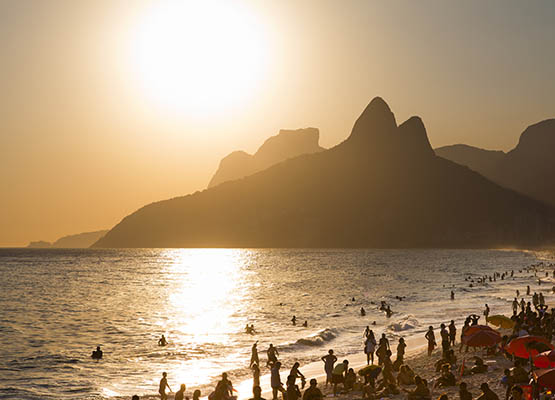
<box><xmin>1</xmin><ymin>0</ymin><xmax>554</xmax><ymax>246</ymax></box>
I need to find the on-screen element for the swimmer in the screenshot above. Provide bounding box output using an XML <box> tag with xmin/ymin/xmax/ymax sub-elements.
<box><xmin>302</xmin><ymin>320</ymin><xmax>308</xmax><ymax>327</ymax></box>
<box><xmin>360</xmin><ymin>307</ymin><xmax>366</xmax><ymax>316</ymax></box>
<box><xmin>291</xmin><ymin>316</ymin><xmax>297</xmax><ymax>326</ymax></box>
<box><xmin>372</xmin><ymin>321</ymin><xmax>376</xmax><ymax>325</ymax></box>
<box><xmin>91</xmin><ymin>346</ymin><xmax>103</xmax><ymax>360</ymax></box>
<box><xmin>450</xmin><ymin>290</ymin><xmax>455</xmax><ymax>300</ymax></box>
<box><xmin>158</xmin><ymin>335</ymin><xmax>168</xmax><ymax>346</ymax></box>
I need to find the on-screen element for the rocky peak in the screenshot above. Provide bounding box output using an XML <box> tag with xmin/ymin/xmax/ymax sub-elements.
<box><xmin>348</xmin><ymin>97</ymin><xmax>397</xmax><ymax>143</ymax></box>
<box><xmin>398</xmin><ymin>116</ymin><xmax>434</xmax><ymax>156</ymax></box>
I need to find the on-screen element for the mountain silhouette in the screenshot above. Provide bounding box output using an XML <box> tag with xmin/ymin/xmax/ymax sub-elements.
<box><xmin>208</xmin><ymin>127</ymin><xmax>324</xmax><ymax>188</ymax></box>
<box><xmin>28</xmin><ymin>230</ymin><xmax>108</xmax><ymax>248</ymax></box>
<box><xmin>436</xmin><ymin>119</ymin><xmax>555</xmax><ymax>207</ymax></box>
<box><xmin>93</xmin><ymin>97</ymin><xmax>555</xmax><ymax>248</ymax></box>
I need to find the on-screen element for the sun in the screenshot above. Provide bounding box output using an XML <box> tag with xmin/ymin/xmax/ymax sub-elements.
<box><xmin>130</xmin><ymin>1</ymin><xmax>267</xmax><ymax>115</ymax></box>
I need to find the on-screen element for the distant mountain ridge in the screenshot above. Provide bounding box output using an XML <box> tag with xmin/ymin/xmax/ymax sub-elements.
<box><xmin>435</xmin><ymin>119</ymin><xmax>555</xmax><ymax>207</ymax></box>
<box><xmin>28</xmin><ymin>230</ymin><xmax>108</xmax><ymax>248</ymax></box>
<box><xmin>94</xmin><ymin>97</ymin><xmax>555</xmax><ymax>249</ymax></box>
<box><xmin>208</xmin><ymin>128</ymin><xmax>324</xmax><ymax>188</ymax></box>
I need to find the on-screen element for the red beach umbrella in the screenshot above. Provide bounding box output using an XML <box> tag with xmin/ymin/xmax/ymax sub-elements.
<box><xmin>463</xmin><ymin>330</ymin><xmax>502</xmax><ymax>347</ymax></box>
<box><xmin>463</xmin><ymin>325</ymin><xmax>497</xmax><ymax>337</ymax></box>
<box><xmin>534</xmin><ymin>350</ymin><xmax>555</xmax><ymax>368</ymax></box>
<box><xmin>534</xmin><ymin>368</ymin><xmax>555</xmax><ymax>389</ymax></box>
<box><xmin>506</xmin><ymin>336</ymin><xmax>554</xmax><ymax>359</ymax></box>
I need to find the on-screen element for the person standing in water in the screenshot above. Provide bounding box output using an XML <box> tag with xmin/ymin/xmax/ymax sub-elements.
<box><xmin>451</xmin><ymin>291</ymin><xmax>455</xmax><ymax>300</ymax></box>
<box><xmin>158</xmin><ymin>335</ymin><xmax>168</xmax><ymax>346</ymax></box>
<box><xmin>364</xmin><ymin>326</ymin><xmax>370</xmax><ymax>338</ymax></box>
<box><xmin>364</xmin><ymin>330</ymin><xmax>377</xmax><ymax>365</ymax></box>
<box><xmin>484</xmin><ymin>304</ymin><xmax>490</xmax><ymax>324</ymax></box>
<box><xmin>425</xmin><ymin>326</ymin><xmax>436</xmax><ymax>356</ymax></box>
<box><xmin>91</xmin><ymin>346</ymin><xmax>103</xmax><ymax>359</ymax></box>
<box><xmin>159</xmin><ymin>372</ymin><xmax>172</xmax><ymax>400</ymax></box>
<box><xmin>250</xmin><ymin>342</ymin><xmax>259</xmax><ymax>368</ymax></box>
<box><xmin>321</xmin><ymin>350</ymin><xmax>337</xmax><ymax>386</ymax></box>
<box><xmin>291</xmin><ymin>316</ymin><xmax>297</xmax><ymax>326</ymax></box>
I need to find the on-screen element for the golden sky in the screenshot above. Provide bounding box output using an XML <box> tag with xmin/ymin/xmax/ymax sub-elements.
<box><xmin>1</xmin><ymin>0</ymin><xmax>554</xmax><ymax>246</ymax></box>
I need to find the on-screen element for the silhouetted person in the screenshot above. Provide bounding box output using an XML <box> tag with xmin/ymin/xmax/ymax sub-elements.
<box><xmin>175</xmin><ymin>384</ymin><xmax>186</xmax><ymax>400</ymax></box>
<box><xmin>271</xmin><ymin>362</ymin><xmax>286</xmax><ymax>400</ymax></box>
<box><xmin>249</xmin><ymin>386</ymin><xmax>266</xmax><ymax>400</ymax></box>
<box><xmin>451</xmin><ymin>291</ymin><xmax>455</xmax><ymax>300</ymax></box>
<box><xmin>321</xmin><ymin>349</ymin><xmax>337</xmax><ymax>386</ymax></box>
<box><xmin>449</xmin><ymin>320</ymin><xmax>456</xmax><ymax>346</ymax></box>
<box><xmin>159</xmin><ymin>372</ymin><xmax>172</xmax><ymax>400</ymax></box>
<box><xmin>292</xmin><ymin>316</ymin><xmax>297</xmax><ymax>325</ymax></box>
<box><xmin>286</xmin><ymin>374</ymin><xmax>301</xmax><ymax>400</ymax></box>
<box><xmin>252</xmin><ymin>362</ymin><xmax>261</xmax><ymax>388</ymax></box>
<box><xmin>250</xmin><ymin>341</ymin><xmax>259</xmax><ymax>368</ymax></box>
<box><xmin>91</xmin><ymin>346</ymin><xmax>103</xmax><ymax>360</ymax></box>
<box><xmin>361</xmin><ymin>307</ymin><xmax>366</xmax><ymax>316</ymax></box>
<box><xmin>158</xmin><ymin>335</ymin><xmax>168</xmax><ymax>346</ymax></box>
<box><xmin>425</xmin><ymin>326</ymin><xmax>436</xmax><ymax>356</ymax></box>
<box><xmin>267</xmin><ymin>344</ymin><xmax>279</xmax><ymax>366</ymax></box>
<box><xmin>132</xmin><ymin>396</ymin><xmax>140</xmax><ymax>400</ymax></box>
<box><xmin>364</xmin><ymin>331</ymin><xmax>376</xmax><ymax>365</ymax></box>
<box><xmin>290</xmin><ymin>362</ymin><xmax>306</xmax><ymax>388</ymax></box>
<box><xmin>303</xmin><ymin>379</ymin><xmax>323</xmax><ymax>400</ymax></box>
<box><xmin>302</xmin><ymin>321</ymin><xmax>308</xmax><ymax>327</ymax></box>
<box><xmin>193</xmin><ymin>390</ymin><xmax>201</xmax><ymax>400</ymax></box>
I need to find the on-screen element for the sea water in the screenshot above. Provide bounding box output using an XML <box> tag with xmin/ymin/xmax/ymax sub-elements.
<box><xmin>1</xmin><ymin>248</ymin><xmax>554</xmax><ymax>399</ymax></box>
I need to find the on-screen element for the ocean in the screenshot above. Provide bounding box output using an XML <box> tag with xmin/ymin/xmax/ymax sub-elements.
<box><xmin>1</xmin><ymin>248</ymin><xmax>554</xmax><ymax>399</ymax></box>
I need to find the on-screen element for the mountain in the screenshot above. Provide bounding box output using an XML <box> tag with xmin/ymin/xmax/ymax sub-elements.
<box><xmin>435</xmin><ymin>119</ymin><xmax>555</xmax><ymax>207</ymax></box>
<box><xmin>28</xmin><ymin>230</ymin><xmax>108</xmax><ymax>248</ymax></box>
<box><xmin>93</xmin><ymin>97</ymin><xmax>555</xmax><ymax>248</ymax></box>
<box><xmin>208</xmin><ymin>128</ymin><xmax>324</xmax><ymax>188</ymax></box>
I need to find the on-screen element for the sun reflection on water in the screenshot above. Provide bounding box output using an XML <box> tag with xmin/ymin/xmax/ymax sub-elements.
<box><xmin>162</xmin><ymin>249</ymin><xmax>251</xmax><ymax>387</ymax></box>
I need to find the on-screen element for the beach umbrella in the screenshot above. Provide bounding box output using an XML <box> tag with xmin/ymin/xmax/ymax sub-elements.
<box><xmin>487</xmin><ymin>315</ymin><xmax>515</xmax><ymax>329</ymax></box>
<box><xmin>506</xmin><ymin>336</ymin><xmax>554</xmax><ymax>359</ymax></box>
<box><xmin>463</xmin><ymin>330</ymin><xmax>502</xmax><ymax>347</ymax></box>
<box><xmin>358</xmin><ymin>365</ymin><xmax>381</xmax><ymax>378</ymax></box>
<box><xmin>534</xmin><ymin>350</ymin><xmax>555</xmax><ymax>368</ymax></box>
<box><xmin>534</xmin><ymin>368</ymin><xmax>555</xmax><ymax>389</ymax></box>
<box><xmin>463</xmin><ymin>325</ymin><xmax>498</xmax><ymax>338</ymax></box>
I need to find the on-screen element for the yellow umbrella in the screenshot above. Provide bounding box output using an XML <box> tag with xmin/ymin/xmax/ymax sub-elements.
<box><xmin>487</xmin><ymin>314</ymin><xmax>515</xmax><ymax>329</ymax></box>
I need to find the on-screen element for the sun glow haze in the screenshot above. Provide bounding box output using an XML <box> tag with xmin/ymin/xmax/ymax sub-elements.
<box><xmin>130</xmin><ymin>1</ymin><xmax>267</xmax><ymax>114</ymax></box>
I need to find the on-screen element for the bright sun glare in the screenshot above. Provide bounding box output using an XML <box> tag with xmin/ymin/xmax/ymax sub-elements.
<box><xmin>131</xmin><ymin>1</ymin><xmax>267</xmax><ymax>114</ymax></box>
